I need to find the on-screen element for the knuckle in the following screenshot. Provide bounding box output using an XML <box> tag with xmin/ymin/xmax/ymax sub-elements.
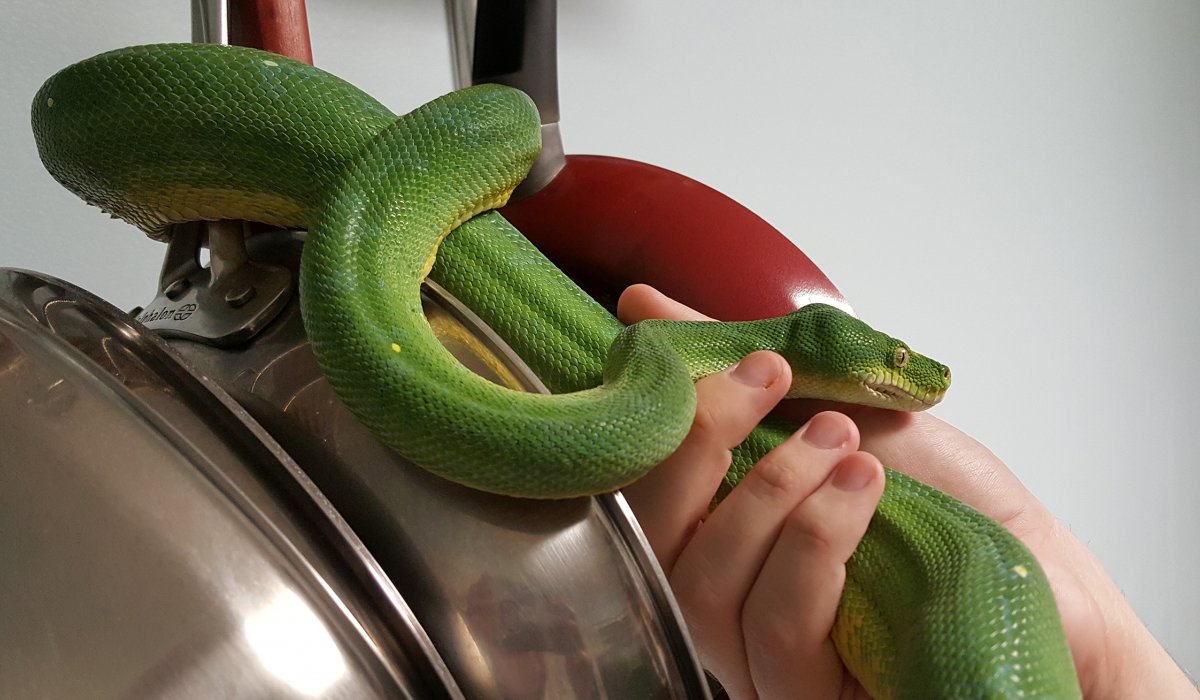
<box><xmin>781</xmin><ymin>506</ymin><xmax>839</xmax><ymax>560</ymax></box>
<box><xmin>689</xmin><ymin>402</ymin><xmax>723</xmax><ymax>443</ymax></box>
<box><xmin>692</xmin><ymin>376</ymin><xmax>773</xmax><ymax>447</ymax></box>
<box><xmin>743</xmin><ymin>451</ymin><xmax>804</xmax><ymax>504</ymax></box>
<box><xmin>678</xmin><ymin>403</ymin><xmax>734</xmax><ymax>478</ymax></box>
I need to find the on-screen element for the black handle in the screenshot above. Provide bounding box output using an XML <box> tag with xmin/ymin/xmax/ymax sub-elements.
<box><xmin>471</xmin><ymin>0</ymin><xmax>559</xmax><ymax>124</ymax></box>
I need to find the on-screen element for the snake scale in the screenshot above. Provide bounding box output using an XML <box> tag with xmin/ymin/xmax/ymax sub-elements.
<box><xmin>32</xmin><ymin>43</ymin><xmax>1079</xmax><ymax>698</ymax></box>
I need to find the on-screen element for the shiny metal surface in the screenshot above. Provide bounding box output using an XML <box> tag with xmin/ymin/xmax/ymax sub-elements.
<box><xmin>135</xmin><ymin>221</ymin><xmax>293</xmax><ymax>347</ymax></box>
<box><xmin>191</xmin><ymin>0</ymin><xmax>229</xmax><ymax>44</ymax></box>
<box><xmin>0</xmin><ymin>268</ymin><xmax>460</xmax><ymax>699</ymax></box>
<box><xmin>449</xmin><ymin>0</ymin><xmax>565</xmax><ymax>199</ymax></box>
<box><xmin>171</xmin><ymin>229</ymin><xmax>711</xmax><ymax>699</ymax></box>
<box><xmin>445</xmin><ymin>0</ymin><xmax>476</xmax><ymax>90</ymax></box>
<box><xmin>7</xmin><ymin>3</ymin><xmax>704</xmax><ymax>697</ymax></box>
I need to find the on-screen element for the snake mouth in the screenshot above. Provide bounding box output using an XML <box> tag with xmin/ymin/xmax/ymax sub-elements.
<box><xmin>859</xmin><ymin>377</ymin><xmax>944</xmax><ymax>411</ymax></box>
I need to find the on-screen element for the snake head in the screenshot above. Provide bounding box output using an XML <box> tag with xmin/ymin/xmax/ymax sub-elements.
<box><xmin>781</xmin><ymin>304</ymin><xmax>951</xmax><ymax>411</ymax></box>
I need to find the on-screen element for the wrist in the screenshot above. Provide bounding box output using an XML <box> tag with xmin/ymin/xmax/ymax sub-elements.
<box><xmin>1090</xmin><ymin>602</ymin><xmax>1197</xmax><ymax>699</ymax></box>
<box><xmin>1047</xmin><ymin>523</ymin><xmax>1198</xmax><ymax>699</ymax></box>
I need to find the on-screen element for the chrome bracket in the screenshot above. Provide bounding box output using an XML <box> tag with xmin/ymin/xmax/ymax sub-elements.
<box><xmin>135</xmin><ymin>221</ymin><xmax>292</xmax><ymax>347</ymax></box>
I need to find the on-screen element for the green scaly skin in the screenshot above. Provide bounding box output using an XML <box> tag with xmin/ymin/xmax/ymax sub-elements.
<box><xmin>32</xmin><ymin>43</ymin><xmax>1080</xmax><ymax>698</ymax></box>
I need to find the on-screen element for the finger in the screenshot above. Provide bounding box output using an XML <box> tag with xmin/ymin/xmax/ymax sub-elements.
<box><xmin>782</xmin><ymin>403</ymin><xmax>1040</xmax><ymax>533</ymax></box>
<box><xmin>623</xmin><ymin>350</ymin><xmax>791</xmax><ymax>572</ymax></box>
<box><xmin>742</xmin><ymin>450</ymin><xmax>884</xmax><ymax>700</ymax></box>
<box><xmin>667</xmin><ymin>412</ymin><xmax>861</xmax><ymax>698</ymax></box>
<box><xmin>617</xmin><ymin>283</ymin><xmax>715</xmax><ymax>324</ymax></box>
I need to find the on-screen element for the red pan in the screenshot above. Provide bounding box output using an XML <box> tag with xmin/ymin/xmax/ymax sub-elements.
<box><xmin>455</xmin><ymin>0</ymin><xmax>847</xmax><ymax>320</ymax></box>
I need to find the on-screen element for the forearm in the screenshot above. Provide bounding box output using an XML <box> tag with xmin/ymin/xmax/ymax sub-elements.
<box><xmin>1047</xmin><ymin>524</ymin><xmax>1199</xmax><ymax>699</ymax></box>
<box><xmin>1098</xmin><ymin>617</ymin><xmax>1198</xmax><ymax>699</ymax></box>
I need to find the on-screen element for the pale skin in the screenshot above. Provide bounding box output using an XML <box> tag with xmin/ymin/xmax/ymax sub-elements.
<box><xmin>617</xmin><ymin>284</ymin><xmax>1198</xmax><ymax>700</ymax></box>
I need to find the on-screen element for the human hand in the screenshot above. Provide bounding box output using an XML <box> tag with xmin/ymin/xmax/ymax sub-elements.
<box><xmin>820</xmin><ymin>407</ymin><xmax>1197</xmax><ymax>700</ymax></box>
<box><xmin>618</xmin><ymin>285</ymin><xmax>883</xmax><ymax>698</ymax></box>
<box><xmin>617</xmin><ymin>284</ymin><xmax>1197</xmax><ymax>700</ymax></box>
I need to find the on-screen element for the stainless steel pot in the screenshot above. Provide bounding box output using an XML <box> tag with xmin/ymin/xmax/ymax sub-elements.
<box><xmin>0</xmin><ymin>265</ymin><xmax>451</xmax><ymax>698</ymax></box>
<box><xmin>1</xmin><ymin>1</ymin><xmax>712</xmax><ymax>694</ymax></box>
<box><xmin>0</xmin><ymin>225</ymin><xmax>710</xmax><ymax>699</ymax></box>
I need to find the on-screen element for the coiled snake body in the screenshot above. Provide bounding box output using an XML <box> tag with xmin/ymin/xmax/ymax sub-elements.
<box><xmin>32</xmin><ymin>43</ymin><xmax>1079</xmax><ymax>698</ymax></box>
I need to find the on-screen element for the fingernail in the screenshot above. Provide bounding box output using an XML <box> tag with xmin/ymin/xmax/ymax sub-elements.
<box><xmin>801</xmin><ymin>412</ymin><xmax>850</xmax><ymax>450</ymax></box>
<box><xmin>831</xmin><ymin>456</ymin><xmax>876</xmax><ymax>491</ymax></box>
<box><xmin>731</xmin><ymin>352</ymin><xmax>781</xmax><ymax>389</ymax></box>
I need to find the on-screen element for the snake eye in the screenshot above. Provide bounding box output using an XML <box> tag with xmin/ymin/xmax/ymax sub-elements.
<box><xmin>894</xmin><ymin>347</ymin><xmax>909</xmax><ymax>368</ymax></box>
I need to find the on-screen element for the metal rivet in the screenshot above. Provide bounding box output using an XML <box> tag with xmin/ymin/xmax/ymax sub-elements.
<box><xmin>164</xmin><ymin>278</ymin><xmax>190</xmax><ymax>300</ymax></box>
<box><xmin>225</xmin><ymin>285</ymin><xmax>256</xmax><ymax>308</ymax></box>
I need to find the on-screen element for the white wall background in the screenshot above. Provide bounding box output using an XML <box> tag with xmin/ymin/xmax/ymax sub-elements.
<box><xmin>2</xmin><ymin>0</ymin><xmax>1196</xmax><ymax>678</ymax></box>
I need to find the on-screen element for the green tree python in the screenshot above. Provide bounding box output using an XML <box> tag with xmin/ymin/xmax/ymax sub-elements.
<box><xmin>31</xmin><ymin>43</ymin><xmax>1080</xmax><ymax>698</ymax></box>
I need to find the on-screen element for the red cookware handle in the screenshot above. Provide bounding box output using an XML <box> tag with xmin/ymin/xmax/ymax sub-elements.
<box><xmin>230</xmin><ymin>0</ymin><xmax>313</xmax><ymax>64</ymax></box>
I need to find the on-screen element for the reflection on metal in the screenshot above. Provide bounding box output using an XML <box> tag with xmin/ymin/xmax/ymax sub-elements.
<box><xmin>244</xmin><ymin>588</ymin><xmax>349</xmax><ymax>696</ymax></box>
<box><xmin>445</xmin><ymin>0</ymin><xmax>477</xmax><ymax>90</ymax></box>
<box><xmin>449</xmin><ymin>0</ymin><xmax>565</xmax><ymax>200</ymax></box>
<box><xmin>170</xmin><ymin>229</ymin><xmax>712</xmax><ymax>698</ymax></box>
<box><xmin>0</xmin><ymin>223</ymin><xmax>711</xmax><ymax>697</ymax></box>
<box><xmin>0</xmin><ymin>268</ymin><xmax>458</xmax><ymax>699</ymax></box>
<box><xmin>191</xmin><ymin>0</ymin><xmax>229</xmax><ymax>45</ymax></box>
